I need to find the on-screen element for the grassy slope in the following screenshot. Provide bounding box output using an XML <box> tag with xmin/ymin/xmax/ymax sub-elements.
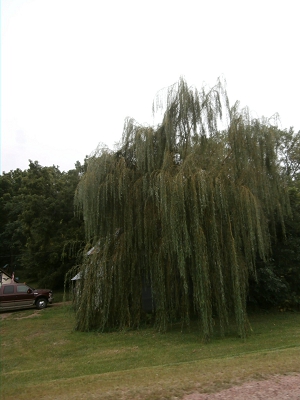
<box><xmin>1</xmin><ymin>305</ymin><xmax>300</xmax><ymax>400</ymax></box>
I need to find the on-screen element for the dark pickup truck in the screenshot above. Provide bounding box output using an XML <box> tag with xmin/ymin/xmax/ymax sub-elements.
<box><xmin>0</xmin><ymin>283</ymin><xmax>53</xmax><ymax>311</ymax></box>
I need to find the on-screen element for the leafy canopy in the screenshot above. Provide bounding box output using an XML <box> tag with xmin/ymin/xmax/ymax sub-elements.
<box><xmin>74</xmin><ymin>78</ymin><xmax>289</xmax><ymax>339</ymax></box>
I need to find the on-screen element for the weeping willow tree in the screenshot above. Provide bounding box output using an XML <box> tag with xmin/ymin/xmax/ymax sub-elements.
<box><xmin>74</xmin><ymin>78</ymin><xmax>289</xmax><ymax>339</ymax></box>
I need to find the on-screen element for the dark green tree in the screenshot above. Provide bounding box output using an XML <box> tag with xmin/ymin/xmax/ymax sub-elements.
<box><xmin>0</xmin><ymin>168</ymin><xmax>27</xmax><ymax>271</ymax></box>
<box><xmin>248</xmin><ymin>128</ymin><xmax>300</xmax><ymax>309</ymax></box>
<box><xmin>277</xmin><ymin>128</ymin><xmax>300</xmax><ymax>183</ymax></box>
<box><xmin>0</xmin><ymin>161</ymin><xmax>85</xmax><ymax>288</ymax></box>
<box><xmin>74</xmin><ymin>78</ymin><xmax>289</xmax><ymax>339</ymax></box>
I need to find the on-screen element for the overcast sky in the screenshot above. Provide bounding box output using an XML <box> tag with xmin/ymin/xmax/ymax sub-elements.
<box><xmin>1</xmin><ymin>0</ymin><xmax>299</xmax><ymax>173</ymax></box>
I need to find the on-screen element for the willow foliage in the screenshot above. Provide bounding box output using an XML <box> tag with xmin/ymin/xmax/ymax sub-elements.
<box><xmin>74</xmin><ymin>78</ymin><xmax>289</xmax><ymax>339</ymax></box>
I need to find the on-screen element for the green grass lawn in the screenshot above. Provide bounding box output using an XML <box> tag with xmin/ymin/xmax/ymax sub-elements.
<box><xmin>1</xmin><ymin>304</ymin><xmax>300</xmax><ymax>399</ymax></box>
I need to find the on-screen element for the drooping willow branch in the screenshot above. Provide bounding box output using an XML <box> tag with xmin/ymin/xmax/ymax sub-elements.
<box><xmin>74</xmin><ymin>77</ymin><xmax>289</xmax><ymax>339</ymax></box>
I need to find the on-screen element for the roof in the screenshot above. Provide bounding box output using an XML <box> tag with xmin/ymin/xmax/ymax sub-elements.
<box><xmin>0</xmin><ymin>268</ymin><xmax>16</xmax><ymax>285</ymax></box>
<box><xmin>71</xmin><ymin>272</ymin><xmax>82</xmax><ymax>281</ymax></box>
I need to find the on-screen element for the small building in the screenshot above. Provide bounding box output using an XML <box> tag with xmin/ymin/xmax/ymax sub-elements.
<box><xmin>70</xmin><ymin>241</ymin><xmax>155</xmax><ymax>312</ymax></box>
<box><xmin>71</xmin><ymin>272</ymin><xmax>82</xmax><ymax>281</ymax></box>
<box><xmin>0</xmin><ymin>268</ymin><xmax>17</xmax><ymax>287</ymax></box>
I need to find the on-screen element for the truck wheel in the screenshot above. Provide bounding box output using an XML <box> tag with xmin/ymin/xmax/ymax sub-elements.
<box><xmin>36</xmin><ymin>298</ymin><xmax>48</xmax><ymax>309</ymax></box>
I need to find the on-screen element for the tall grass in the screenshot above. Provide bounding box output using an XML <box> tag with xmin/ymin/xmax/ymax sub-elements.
<box><xmin>1</xmin><ymin>305</ymin><xmax>300</xmax><ymax>399</ymax></box>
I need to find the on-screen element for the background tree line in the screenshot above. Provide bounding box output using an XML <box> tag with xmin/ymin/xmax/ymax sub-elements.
<box><xmin>0</xmin><ymin>159</ymin><xmax>86</xmax><ymax>289</ymax></box>
<box><xmin>248</xmin><ymin>127</ymin><xmax>300</xmax><ymax>310</ymax></box>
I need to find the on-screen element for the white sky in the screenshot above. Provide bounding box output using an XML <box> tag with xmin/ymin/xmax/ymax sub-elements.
<box><xmin>1</xmin><ymin>0</ymin><xmax>299</xmax><ymax>173</ymax></box>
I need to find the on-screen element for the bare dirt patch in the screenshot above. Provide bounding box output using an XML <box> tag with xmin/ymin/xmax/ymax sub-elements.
<box><xmin>0</xmin><ymin>312</ymin><xmax>12</xmax><ymax>319</ymax></box>
<box><xmin>0</xmin><ymin>302</ymin><xmax>67</xmax><ymax>320</ymax></box>
<box><xmin>182</xmin><ymin>373</ymin><xmax>300</xmax><ymax>399</ymax></box>
<box><xmin>16</xmin><ymin>310</ymin><xmax>42</xmax><ymax>319</ymax></box>
<box><xmin>0</xmin><ymin>309</ymin><xmax>42</xmax><ymax>320</ymax></box>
